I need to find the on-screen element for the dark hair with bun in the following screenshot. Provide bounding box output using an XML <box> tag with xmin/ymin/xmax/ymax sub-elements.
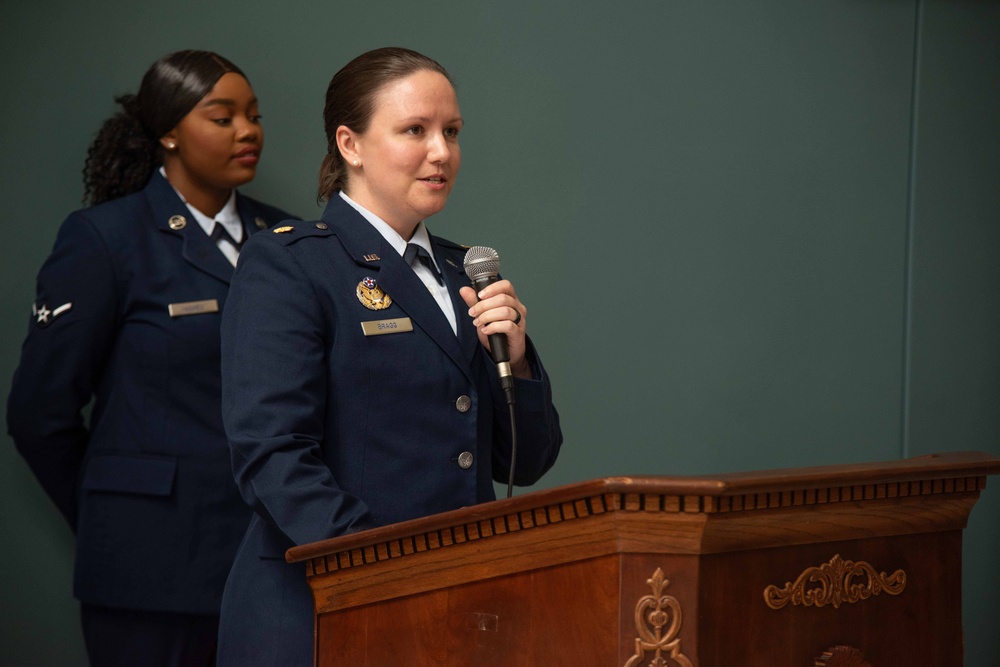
<box><xmin>82</xmin><ymin>50</ymin><xmax>245</xmax><ymax>206</ymax></box>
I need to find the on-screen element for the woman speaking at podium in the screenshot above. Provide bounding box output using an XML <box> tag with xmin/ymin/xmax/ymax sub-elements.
<box><xmin>217</xmin><ymin>47</ymin><xmax>563</xmax><ymax>665</ymax></box>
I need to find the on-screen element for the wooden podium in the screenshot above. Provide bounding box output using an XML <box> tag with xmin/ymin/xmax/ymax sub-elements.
<box><xmin>287</xmin><ymin>451</ymin><xmax>999</xmax><ymax>666</ymax></box>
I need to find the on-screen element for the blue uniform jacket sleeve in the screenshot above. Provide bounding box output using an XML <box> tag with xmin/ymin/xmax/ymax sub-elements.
<box><xmin>221</xmin><ymin>234</ymin><xmax>372</xmax><ymax>548</ymax></box>
<box><xmin>7</xmin><ymin>213</ymin><xmax>119</xmax><ymax>527</ymax></box>
<box><xmin>483</xmin><ymin>340</ymin><xmax>562</xmax><ymax>487</ymax></box>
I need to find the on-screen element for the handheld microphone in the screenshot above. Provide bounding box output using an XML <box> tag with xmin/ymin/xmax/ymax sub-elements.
<box><xmin>463</xmin><ymin>246</ymin><xmax>515</xmax><ymax>405</ymax></box>
<box><xmin>464</xmin><ymin>245</ymin><xmax>519</xmax><ymax>498</ymax></box>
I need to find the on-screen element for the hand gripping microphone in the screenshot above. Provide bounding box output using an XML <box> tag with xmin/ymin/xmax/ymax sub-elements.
<box><xmin>463</xmin><ymin>246</ymin><xmax>516</xmax><ymax>405</ymax></box>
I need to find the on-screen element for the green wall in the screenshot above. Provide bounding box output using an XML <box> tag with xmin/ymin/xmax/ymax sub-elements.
<box><xmin>1</xmin><ymin>1</ymin><xmax>996</xmax><ymax>664</ymax></box>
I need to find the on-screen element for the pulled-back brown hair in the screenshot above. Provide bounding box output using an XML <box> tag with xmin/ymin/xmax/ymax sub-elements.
<box><xmin>317</xmin><ymin>47</ymin><xmax>452</xmax><ymax>200</ymax></box>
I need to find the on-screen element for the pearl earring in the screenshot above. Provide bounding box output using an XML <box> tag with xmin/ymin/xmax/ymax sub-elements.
<box><xmin>353</xmin><ymin>160</ymin><xmax>360</xmax><ymax>167</ymax></box>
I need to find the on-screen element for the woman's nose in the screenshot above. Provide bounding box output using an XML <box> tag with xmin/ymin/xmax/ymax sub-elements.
<box><xmin>235</xmin><ymin>117</ymin><xmax>260</xmax><ymax>141</ymax></box>
<box><xmin>427</xmin><ymin>132</ymin><xmax>451</xmax><ymax>162</ymax></box>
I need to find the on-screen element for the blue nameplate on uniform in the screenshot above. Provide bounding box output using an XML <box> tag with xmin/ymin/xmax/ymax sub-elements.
<box><xmin>360</xmin><ymin>317</ymin><xmax>413</xmax><ymax>336</ymax></box>
<box><xmin>168</xmin><ymin>299</ymin><xmax>219</xmax><ymax>317</ymax></box>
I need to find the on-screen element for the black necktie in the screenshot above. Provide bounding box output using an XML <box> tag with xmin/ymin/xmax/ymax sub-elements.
<box><xmin>210</xmin><ymin>221</ymin><xmax>244</xmax><ymax>250</ymax></box>
<box><xmin>403</xmin><ymin>243</ymin><xmax>443</xmax><ymax>285</ymax></box>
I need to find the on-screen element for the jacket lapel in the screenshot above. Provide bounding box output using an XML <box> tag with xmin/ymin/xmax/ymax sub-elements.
<box><xmin>145</xmin><ymin>172</ymin><xmax>234</xmax><ymax>286</ymax></box>
<box><xmin>235</xmin><ymin>195</ymin><xmax>274</xmax><ymax>239</ymax></box>
<box><xmin>435</xmin><ymin>240</ymin><xmax>481</xmax><ymax>367</ymax></box>
<box><xmin>324</xmin><ymin>197</ymin><xmax>472</xmax><ymax>382</ymax></box>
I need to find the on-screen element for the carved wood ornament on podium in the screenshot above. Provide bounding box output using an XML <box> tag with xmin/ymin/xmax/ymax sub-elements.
<box><xmin>625</xmin><ymin>567</ymin><xmax>692</xmax><ymax>667</ymax></box>
<box><xmin>763</xmin><ymin>554</ymin><xmax>906</xmax><ymax>610</ymax></box>
<box><xmin>814</xmin><ymin>645</ymin><xmax>872</xmax><ymax>667</ymax></box>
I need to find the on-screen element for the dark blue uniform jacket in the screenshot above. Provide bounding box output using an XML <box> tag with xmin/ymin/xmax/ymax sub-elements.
<box><xmin>216</xmin><ymin>194</ymin><xmax>562</xmax><ymax>664</ymax></box>
<box><xmin>7</xmin><ymin>172</ymin><xmax>296</xmax><ymax>614</ymax></box>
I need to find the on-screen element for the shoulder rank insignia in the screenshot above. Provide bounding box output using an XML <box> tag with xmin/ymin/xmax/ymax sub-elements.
<box><xmin>33</xmin><ymin>302</ymin><xmax>72</xmax><ymax>328</ymax></box>
<box><xmin>356</xmin><ymin>277</ymin><xmax>392</xmax><ymax>311</ymax></box>
<box><xmin>273</xmin><ymin>225</ymin><xmax>294</xmax><ymax>234</ymax></box>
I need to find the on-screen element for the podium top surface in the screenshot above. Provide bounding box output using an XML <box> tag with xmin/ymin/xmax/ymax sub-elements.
<box><xmin>287</xmin><ymin>451</ymin><xmax>999</xmax><ymax>564</ymax></box>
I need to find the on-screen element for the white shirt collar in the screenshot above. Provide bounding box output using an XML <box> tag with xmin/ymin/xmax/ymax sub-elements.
<box><xmin>339</xmin><ymin>191</ymin><xmax>439</xmax><ymax>271</ymax></box>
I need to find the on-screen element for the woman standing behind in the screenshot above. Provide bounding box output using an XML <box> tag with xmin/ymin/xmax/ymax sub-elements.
<box><xmin>7</xmin><ymin>50</ymin><xmax>296</xmax><ymax>666</ymax></box>
<box><xmin>217</xmin><ymin>47</ymin><xmax>562</xmax><ymax>665</ymax></box>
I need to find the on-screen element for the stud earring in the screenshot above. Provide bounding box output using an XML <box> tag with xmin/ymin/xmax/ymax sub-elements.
<box><xmin>353</xmin><ymin>160</ymin><xmax>360</xmax><ymax>167</ymax></box>
<box><xmin>166</xmin><ymin>142</ymin><xmax>176</xmax><ymax>150</ymax></box>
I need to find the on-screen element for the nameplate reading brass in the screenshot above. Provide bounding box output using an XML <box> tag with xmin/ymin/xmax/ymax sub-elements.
<box><xmin>361</xmin><ymin>317</ymin><xmax>413</xmax><ymax>336</ymax></box>
<box><xmin>168</xmin><ymin>299</ymin><xmax>220</xmax><ymax>317</ymax></box>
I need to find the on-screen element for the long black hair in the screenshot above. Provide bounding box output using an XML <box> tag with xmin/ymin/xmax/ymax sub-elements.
<box><xmin>82</xmin><ymin>50</ymin><xmax>245</xmax><ymax>206</ymax></box>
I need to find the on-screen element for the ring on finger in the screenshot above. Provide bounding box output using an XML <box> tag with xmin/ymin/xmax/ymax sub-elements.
<box><xmin>512</xmin><ymin>308</ymin><xmax>522</xmax><ymax>326</ymax></box>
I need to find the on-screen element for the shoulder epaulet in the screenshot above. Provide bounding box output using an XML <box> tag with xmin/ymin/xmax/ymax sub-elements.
<box><xmin>269</xmin><ymin>221</ymin><xmax>334</xmax><ymax>244</ymax></box>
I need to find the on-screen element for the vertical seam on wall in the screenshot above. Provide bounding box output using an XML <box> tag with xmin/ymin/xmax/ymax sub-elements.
<box><xmin>901</xmin><ymin>0</ymin><xmax>924</xmax><ymax>459</ymax></box>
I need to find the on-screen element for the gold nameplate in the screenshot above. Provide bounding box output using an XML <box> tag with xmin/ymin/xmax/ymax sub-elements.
<box><xmin>361</xmin><ymin>318</ymin><xmax>413</xmax><ymax>336</ymax></box>
<box><xmin>168</xmin><ymin>299</ymin><xmax>219</xmax><ymax>317</ymax></box>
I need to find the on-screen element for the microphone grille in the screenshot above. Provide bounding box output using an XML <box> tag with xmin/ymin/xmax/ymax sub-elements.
<box><xmin>463</xmin><ymin>245</ymin><xmax>500</xmax><ymax>281</ymax></box>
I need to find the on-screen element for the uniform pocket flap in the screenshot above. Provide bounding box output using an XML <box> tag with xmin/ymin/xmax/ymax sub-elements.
<box><xmin>81</xmin><ymin>455</ymin><xmax>177</xmax><ymax>496</ymax></box>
